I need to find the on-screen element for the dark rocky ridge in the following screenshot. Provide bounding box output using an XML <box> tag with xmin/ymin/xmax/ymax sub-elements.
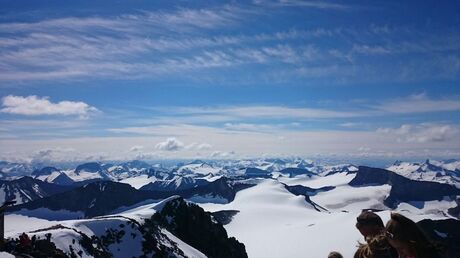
<box><xmin>12</xmin><ymin>177</ymin><xmax>255</xmax><ymax>217</ymax></box>
<box><xmin>283</xmin><ymin>184</ymin><xmax>332</xmax><ymax>211</ymax></box>
<box><xmin>280</xmin><ymin>167</ymin><xmax>317</xmax><ymax>178</ymax></box>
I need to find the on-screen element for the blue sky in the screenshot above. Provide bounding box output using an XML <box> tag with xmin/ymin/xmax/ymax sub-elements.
<box><xmin>0</xmin><ymin>0</ymin><xmax>459</xmax><ymax>163</ymax></box>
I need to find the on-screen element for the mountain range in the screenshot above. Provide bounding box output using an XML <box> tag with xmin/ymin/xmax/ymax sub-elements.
<box><xmin>1</xmin><ymin>158</ymin><xmax>459</xmax><ymax>258</ymax></box>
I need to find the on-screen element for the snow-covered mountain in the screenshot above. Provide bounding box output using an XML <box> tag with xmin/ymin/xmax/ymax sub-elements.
<box><xmin>349</xmin><ymin>166</ymin><xmax>460</xmax><ymax>208</ymax></box>
<box><xmin>387</xmin><ymin>159</ymin><xmax>460</xmax><ymax>187</ymax></box>
<box><xmin>175</xmin><ymin>160</ymin><xmax>222</xmax><ymax>176</ymax></box>
<box><xmin>64</xmin><ymin>162</ymin><xmax>114</xmax><ymax>183</ymax></box>
<box><xmin>0</xmin><ymin>161</ymin><xmax>33</xmax><ymax>178</ymax></box>
<box><xmin>0</xmin><ymin>176</ymin><xmax>71</xmax><ymax>204</ymax></box>
<box><xmin>105</xmin><ymin>160</ymin><xmax>153</xmax><ymax>180</ymax></box>
<box><xmin>32</xmin><ymin>167</ymin><xmax>75</xmax><ymax>185</ymax></box>
<box><xmin>140</xmin><ymin>175</ymin><xmax>210</xmax><ymax>191</ymax></box>
<box><xmin>11</xmin><ymin>181</ymin><xmax>163</xmax><ymax>218</ymax></box>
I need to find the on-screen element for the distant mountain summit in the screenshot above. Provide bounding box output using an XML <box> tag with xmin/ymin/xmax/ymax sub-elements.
<box><xmin>0</xmin><ymin>161</ymin><xmax>33</xmax><ymax>177</ymax></box>
<box><xmin>32</xmin><ymin>166</ymin><xmax>59</xmax><ymax>176</ymax></box>
<box><xmin>74</xmin><ymin>162</ymin><xmax>103</xmax><ymax>174</ymax></box>
<box><xmin>11</xmin><ymin>181</ymin><xmax>161</xmax><ymax>217</ymax></box>
<box><xmin>32</xmin><ymin>167</ymin><xmax>75</xmax><ymax>185</ymax></box>
<box><xmin>140</xmin><ymin>175</ymin><xmax>209</xmax><ymax>191</ymax></box>
<box><xmin>350</xmin><ymin>166</ymin><xmax>460</xmax><ymax>208</ymax></box>
<box><xmin>0</xmin><ymin>176</ymin><xmax>71</xmax><ymax>204</ymax></box>
<box><xmin>67</xmin><ymin>162</ymin><xmax>113</xmax><ymax>183</ymax></box>
<box><xmin>387</xmin><ymin>159</ymin><xmax>460</xmax><ymax>187</ymax></box>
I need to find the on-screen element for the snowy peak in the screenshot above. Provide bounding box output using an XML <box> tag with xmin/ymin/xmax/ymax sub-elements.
<box><xmin>176</xmin><ymin>162</ymin><xmax>221</xmax><ymax>176</ymax></box>
<box><xmin>32</xmin><ymin>167</ymin><xmax>75</xmax><ymax>186</ymax></box>
<box><xmin>387</xmin><ymin>159</ymin><xmax>460</xmax><ymax>187</ymax></box>
<box><xmin>0</xmin><ymin>161</ymin><xmax>33</xmax><ymax>177</ymax></box>
<box><xmin>67</xmin><ymin>162</ymin><xmax>113</xmax><ymax>183</ymax></box>
<box><xmin>0</xmin><ymin>176</ymin><xmax>70</xmax><ymax>204</ymax></box>
<box><xmin>140</xmin><ymin>175</ymin><xmax>209</xmax><ymax>191</ymax></box>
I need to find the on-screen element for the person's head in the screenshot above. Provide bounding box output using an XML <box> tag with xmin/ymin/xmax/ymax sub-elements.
<box><xmin>356</xmin><ymin>211</ymin><xmax>385</xmax><ymax>240</ymax></box>
<box><xmin>385</xmin><ymin>213</ymin><xmax>433</xmax><ymax>258</ymax></box>
<box><xmin>354</xmin><ymin>235</ymin><xmax>397</xmax><ymax>258</ymax></box>
<box><xmin>328</xmin><ymin>251</ymin><xmax>343</xmax><ymax>258</ymax></box>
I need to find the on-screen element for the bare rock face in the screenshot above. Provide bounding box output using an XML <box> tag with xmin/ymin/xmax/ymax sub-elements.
<box><xmin>150</xmin><ymin>197</ymin><xmax>248</xmax><ymax>258</ymax></box>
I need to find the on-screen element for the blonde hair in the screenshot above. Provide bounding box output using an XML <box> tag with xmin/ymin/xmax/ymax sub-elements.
<box><xmin>354</xmin><ymin>234</ymin><xmax>396</xmax><ymax>258</ymax></box>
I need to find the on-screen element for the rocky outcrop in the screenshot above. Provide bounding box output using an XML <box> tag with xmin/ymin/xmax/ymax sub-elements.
<box><xmin>283</xmin><ymin>184</ymin><xmax>331</xmax><ymax>211</ymax></box>
<box><xmin>150</xmin><ymin>197</ymin><xmax>248</xmax><ymax>258</ymax></box>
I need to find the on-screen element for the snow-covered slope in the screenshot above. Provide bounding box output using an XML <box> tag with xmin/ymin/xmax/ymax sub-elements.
<box><xmin>5</xmin><ymin>209</ymin><xmax>207</xmax><ymax>258</ymax></box>
<box><xmin>5</xmin><ymin>196</ymin><xmax>247</xmax><ymax>258</ymax></box>
<box><xmin>33</xmin><ymin>167</ymin><xmax>75</xmax><ymax>185</ymax></box>
<box><xmin>198</xmin><ymin>173</ymin><xmax>457</xmax><ymax>258</ymax></box>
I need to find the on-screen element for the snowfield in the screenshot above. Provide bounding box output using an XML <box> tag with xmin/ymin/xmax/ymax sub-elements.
<box><xmin>198</xmin><ymin>174</ymin><xmax>455</xmax><ymax>258</ymax></box>
<box><xmin>119</xmin><ymin>174</ymin><xmax>157</xmax><ymax>189</ymax></box>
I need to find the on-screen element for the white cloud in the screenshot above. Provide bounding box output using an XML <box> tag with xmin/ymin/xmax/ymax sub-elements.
<box><xmin>172</xmin><ymin>105</ymin><xmax>361</xmax><ymax>119</ymax></box>
<box><xmin>2</xmin><ymin>122</ymin><xmax>460</xmax><ymax>162</ymax></box>
<box><xmin>351</xmin><ymin>44</ymin><xmax>391</xmax><ymax>55</ymax></box>
<box><xmin>185</xmin><ymin>142</ymin><xmax>212</xmax><ymax>150</ymax></box>
<box><xmin>134</xmin><ymin>151</ymin><xmax>161</xmax><ymax>160</ymax></box>
<box><xmin>1</xmin><ymin>95</ymin><xmax>98</xmax><ymax>117</ymax></box>
<box><xmin>377</xmin><ymin>123</ymin><xmax>459</xmax><ymax>143</ymax></box>
<box><xmin>129</xmin><ymin>145</ymin><xmax>144</xmax><ymax>152</ymax></box>
<box><xmin>254</xmin><ymin>0</ymin><xmax>349</xmax><ymax>10</ymax></box>
<box><xmin>1</xmin><ymin>7</ymin><xmax>457</xmax><ymax>84</ymax></box>
<box><xmin>142</xmin><ymin>6</ymin><xmax>245</xmax><ymax>31</ymax></box>
<box><xmin>30</xmin><ymin>147</ymin><xmax>78</xmax><ymax>163</ymax></box>
<box><xmin>210</xmin><ymin>151</ymin><xmax>236</xmax><ymax>158</ymax></box>
<box><xmin>339</xmin><ymin>122</ymin><xmax>363</xmax><ymax>128</ymax></box>
<box><xmin>155</xmin><ymin>137</ymin><xmax>184</xmax><ymax>151</ymax></box>
<box><xmin>196</xmin><ymin>143</ymin><xmax>213</xmax><ymax>150</ymax></box>
<box><xmin>224</xmin><ymin>123</ymin><xmax>280</xmax><ymax>131</ymax></box>
<box><xmin>376</xmin><ymin>93</ymin><xmax>460</xmax><ymax>114</ymax></box>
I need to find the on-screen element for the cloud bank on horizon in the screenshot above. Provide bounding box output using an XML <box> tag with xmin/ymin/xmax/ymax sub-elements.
<box><xmin>0</xmin><ymin>0</ymin><xmax>459</xmax><ymax>163</ymax></box>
